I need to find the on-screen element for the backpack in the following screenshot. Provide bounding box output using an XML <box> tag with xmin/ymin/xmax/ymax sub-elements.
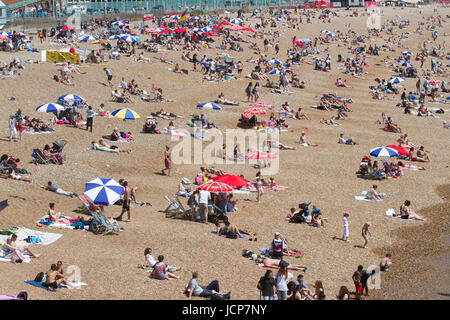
<box><xmin>34</xmin><ymin>272</ymin><xmax>44</xmax><ymax>283</ymax></box>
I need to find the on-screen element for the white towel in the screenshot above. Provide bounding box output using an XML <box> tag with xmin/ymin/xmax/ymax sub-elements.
<box><xmin>17</xmin><ymin>227</ymin><xmax>62</xmax><ymax>246</ymax></box>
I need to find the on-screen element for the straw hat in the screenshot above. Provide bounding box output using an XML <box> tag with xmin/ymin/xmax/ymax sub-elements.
<box><xmin>181</xmin><ymin>177</ymin><xmax>191</xmax><ymax>184</ymax></box>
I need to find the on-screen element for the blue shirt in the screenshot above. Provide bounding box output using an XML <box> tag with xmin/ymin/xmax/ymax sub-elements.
<box><xmin>49</xmin><ymin>185</ymin><xmax>57</xmax><ymax>192</ymax></box>
<box><xmin>87</xmin><ymin>109</ymin><xmax>95</xmax><ymax>118</ymax></box>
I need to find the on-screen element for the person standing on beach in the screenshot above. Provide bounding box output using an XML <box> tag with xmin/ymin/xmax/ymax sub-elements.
<box><xmin>198</xmin><ymin>189</ymin><xmax>210</xmax><ymax>224</ymax></box>
<box><xmin>361</xmin><ymin>269</ymin><xmax>375</xmax><ymax>297</ymax></box>
<box><xmin>116</xmin><ymin>181</ymin><xmax>131</xmax><ymax>221</ymax></box>
<box><xmin>162</xmin><ymin>146</ymin><xmax>172</xmax><ymax>176</ymax></box>
<box><xmin>14</xmin><ymin>109</ymin><xmax>23</xmax><ymax>141</ymax></box>
<box><xmin>342</xmin><ymin>211</ymin><xmax>350</xmax><ymax>242</ymax></box>
<box><xmin>352</xmin><ymin>265</ymin><xmax>363</xmax><ymax>300</ymax></box>
<box><xmin>86</xmin><ymin>106</ymin><xmax>94</xmax><ymax>132</ymax></box>
<box><xmin>104</xmin><ymin>67</ymin><xmax>113</xmax><ymax>86</ymax></box>
<box><xmin>8</xmin><ymin>115</ymin><xmax>17</xmax><ymax>142</ymax></box>
<box><xmin>362</xmin><ymin>222</ymin><xmax>372</xmax><ymax>249</ymax></box>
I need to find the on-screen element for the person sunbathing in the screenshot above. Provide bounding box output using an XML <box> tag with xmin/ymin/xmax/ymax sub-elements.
<box><xmin>266</xmin><ymin>140</ymin><xmax>296</xmax><ymax>150</ymax></box>
<box><xmin>407</xmin><ymin>147</ymin><xmax>427</xmax><ymax>162</ymax></box>
<box><xmin>0</xmin><ymin>171</ymin><xmax>32</xmax><ymax>183</ymax></box>
<box><xmin>400</xmin><ymin>200</ymin><xmax>426</xmax><ymax>221</ymax></box>
<box><xmin>386</xmin><ymin>117</ymin><xmax>402</xmax><ymax>133</ymax></box>
<box><xmin>335</xmin><ymin>78</ymin><xmax>349</xmax><ymax>87</ymax></box>
<box><xmin>44</xmin><ymin>264</ymin><xmax>73</xmax><ymax>290</ymax></box>
<box><xmin>214</xmin><ymin>220</ymin><xmax>252</xmax><ymax>238</ymax></box>
<box><xmin>299</xmin><ymin>131</ymin><xmax>318</xmax><ymax>147</ymax></box>
<box><xmin>319</xmin><ymin>96</ymin><xmax>332</xmax><ymax>110</ymax></box>
<box><xmin>47</xmin><ymin>202</ymin><xmax>67</xmax><ymax>223</ymax></box>
<box><xmin>416</xmin><ymin>146</ymin><xmax>430</xmax><ymax>162</ymax></box>
<box><xmin>91</xmin><ymin>141</ymin><xmax>131</xmax><ymax>154</ymax></box>
<box><xmin>111</xmin><ymin>128</ymin><xmax>121</xmax><ymax>141</ymax></box>
<box><xmin>295</xmin><ymin>108</ymin><xmax>309</xmax><ymax>120</ymax></box>
<box><xmin>99</xmin><ymin>139</ymin><xmax>132</xmax><ymax>153</ymax></box>
<box><xmin>366</xmin><ymin>185</ymin><xmax>383</xmax><ymax>200</ymax></box>
<box><xmin>263</xmin><ymin>257</ymin><xmax>307</xmax><ymax>271</ymax></box>
<box><xmin>2</xmin><ymin>234</ymin><xmax>40</xmax><ymax>262</ymax></box>
<box><xmin>215</xmin><ymin>93</ymin><xmax>239</xmax><ymax>105</ymax></box>
<box><xmin>42</xmin><ymin>145</ymin><xmax>62</xmax><ymax>164</ymax></box>
<box><xmin>338</xmin><ymin>133</ymin><xmax>357</xmax><ymax>145</ymax></box>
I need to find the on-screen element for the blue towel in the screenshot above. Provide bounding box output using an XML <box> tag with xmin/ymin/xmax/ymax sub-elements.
<box><xmin>354</xmin><ymin>196</ymin><xmax>382</xmax><ymax>202</ymax></box>
<box><xmin>361</xmin><ymin>191</ymin><xmax>387</xmax><ymax>197</ymax></box>
<box><xmin>25</xmin><ymin>281</ymin><xmax>58</xmax><ymax>291</ymax></box>
<box><xmin>211</xmin><ymin>231</ymin><xmax>248</xmax><ymax>239</ymax></box>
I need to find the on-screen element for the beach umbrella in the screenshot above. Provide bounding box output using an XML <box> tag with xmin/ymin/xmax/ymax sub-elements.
<box><xmin>108</xmin><ymin>35</ymin><xmax>121</xmax><ymax>40</ymax></box>
<box><xmin>111</xmin><ymin>108</ymin><xmax>141</xmax><ymax>120</ymax></box>
<box><xmin>211</xmin><ymin>25</ymin><xmax>223</xmax><ymax>30</ymax></box>
<box><xmin>112</xmin><ymin>21</ymin><xmax>127</xmax><ymax>27</ymax></box>
<box><xmin>267</xmin><ymin>59</ymin><xmax>282</xmax><ymax>65</ymax></box>
<box><xmin>91</xmin><ymin>39</ymin><xmax>109</xmax><ymax>44</ymax></box>
<box><xmin>120</xmin><ymin>34</ymin><xmax>137</xmax><ymax>42</ymax></box>
<box><xmin>242</xmin><ymin>27</ymin><xmax>255</xmax><ymax>32</ymax></box>
<box><xmin>174</xmin><ymin>28</ymin><xmax>186</xmax><ymax>33</ymax></box>
<box><xmin>0</xmin><ymin>32</ymin><xmax>11</xmax><ymax>38</ymax></box>
<box><xmin>229</xmin><ymin>25</ymin><xmax>245</xmax><ymax>31</ymax></box>
<box><xmin>201</xmin><ymin>27</ymin><xmax>213</xmax><ymax>32</ymax></box>
<box><xmin>428</xmin><ymin>79</ymin><xmax>441</xmax><ymax>84</ymax></box>
<box><xmin>201</xmin><ymin>33</ymin><xmax>219</xmax><ymax>37</ymax></box>
<box><xmin>389</xmin><ymin>77</ymin><xmax>405</xmax><ymax>84</ymax></box>
<box><xmin>385</xmin><ymin>145</ymin><xmax>408</xmax><ymax>157</ymax></box>
<box><xmin>212</xmin><ymin>174</ymin><xmax>249</xmax><ymax>189</ymax></box>
<box><xmin>230</xmin><ymin>18</ymin><xmax>243</xmax><ymax>24</ymax></box>
<box><xmin>84</xmin><ymin>178</ymin><xmax>124</xmax><ymax>206</ymax></box>
<box><xmin>60</xmin><ymin>25</ymin><xmax>74</xmax><ymax>30</ymax></box>
<box><xmin>398</xmin><ymin>60</ymin><xmax>412</xmax><ymax>67</ymax></box>
<box><xmin>273</xmin><ymin>17</ymin><xmax>282</xmax><ymax>21</ymax></box>
<box><xmin>159</xmin><ymin>30</ymin><xmax>173</xmax><ymax>35</ymax></box>
<box><xmin>0</xmin><ymin>35</ymin><xmax>8</xmax><ymax>40</ymax></box>
<box><xmin>245</xmin><ymin>152</ymin><xmax>277</xmax><ymax>160</ymax></box>
<box><xmin>198</xmin><ymin>181</ymin><xmax>233</xmax><ymax>192</ymax></box>
<box><xmin>369</xmin><ymin>146</ymin><xmax>399</xmax><ymax>158</ymax></box>
<box><xmin>58</xmin><ymin>94</ymin><xmax>85</xmax><ymax>104</ymax></box>
<box><xmin>268</xmin><ymin>69</ymin><xmax>281</xmax><ymax>75</ymax></box>
<box><xmin>145</xmin><ymin>29</ymin><xmax>161</xmax><ymax>34</ymax></box>
<box><xmin>190</xmin><ymin>16</ymin><xmax>200</xmax><ymax>20</ymax></box>
<box><xmin>143</xmin><ymin>15</ymin><xmax>154</xmax><ymax>21</ymax></box>
<box><xmin>402</xmin><ymin>51</ymin><xmax>413</xmax><ymax>56</ymax></box>
<box><xmin>250</xmin><ymin>102</ymin><xmax>274</xmax><ymax>109</ymax></box>
<box><xmin>78</xmin><ymin>35</ymin><xmax>99</xmax><ymax>42</ymax></box>
<box><xmin>14</xmin><ymin>32</ymin><xmax>25</xmax><ymax>37</ymax></box>
<box><xmin>197</xmin><ymin>103</ymin><xmax>222</xmax><ymax>110</ymax></box>
<box><xmin>244</xmin><ymin>108</ymin><xmax>267</xmax><ymax>115</ymax></box>
<box><xmin>219</xmin><ymin>21</ymin><xmax>231</xmax><ymax>26</ymax></box>
<box><xmin>36</xmin><ymin>103</ymin><xmax>65</xmax><ymax>113</ymax></box>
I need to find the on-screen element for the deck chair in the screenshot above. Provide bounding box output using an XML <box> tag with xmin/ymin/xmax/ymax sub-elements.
<box><xmin>174</xmin><ymin>197</ymin><xmax>192</xmax><ymax>220</ymax></box>
<box><xmin>164</xmin><ymin>196</ymin><xmax>189</xmax><ymax>218</ymax></box>
<box><xmin>78</xmin><ymin>195</ymin><xmax>120</xmax><ymax>235</ymax></box>
<box><xmin>32</xmin><ymin>149</ymin><xmax>54</xmax><ymax>165</ymax></box>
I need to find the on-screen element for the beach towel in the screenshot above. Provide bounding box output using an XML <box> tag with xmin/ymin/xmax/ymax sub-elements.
<box><xmin>385</xmin><ymin>208</ymin><xmax>396</xmax><ymax>216</ymax></box>
<box><xmin>0</xmin><ymin>250</ymin><xmax>31</xmax><ymax>263</ymax></box>
<box><xmin>102</xmin><ymin>135</ymin><xmax>128</xmax><ymax>143</ymax></box>
<box><xmin>16</xmin><ymin>228</ymin><xmax>62</xmax><ymax>246</ymax></box>
<box><xmin>211</xmin><ymin>230</ymin><xmax>248</xmax><ymax>239</ymax></box>
<box><xmin>88</xmin><ymin>147</ymin><xmax>111</xmax><ymax>152</ymax></box>
<box><xmin>354</xmin><ymin>196</ymin><xmax>382</xmax><ymax>202</ymax></box>
<box><xmin>25</xmin><ymin>280</ymin><xmax>87</xmax><ymax>290</ymax></box>
<box><xmin>0</xmin><ymin>294</ymin><xmax>19</xmax><ymax>300</ymax></box>
<box><xmin>294</xmin><ymin>141</ymin><xmax>309</xmax><ymax>147</ymax></box>
<box><xmin>403</xmin><ymin>164</ymin><xmax>419</xmax><ymax>171</ymax></box>
<box><xmin>260</xmin><ymin>265</ymin><xmax>306</xmax><ymax>271</ymax></box>
<box><xmin>24</xmin><ymin>129</ymin><xmax>53</xmax><ymax>135</ymax></box>
<box><xmin>361</xmin><ymin>191</ymin><xmax>387</xmax><ymax>197</ymax></box>
<box><xmin>232</xmin><ymin>189</ymin><xmax>251</xmax><ymax>195</ymax></box>
<box><xmin>36</xmin><ymin>215</ymin><xmax>83</xmax><ymax>230</ymax></box>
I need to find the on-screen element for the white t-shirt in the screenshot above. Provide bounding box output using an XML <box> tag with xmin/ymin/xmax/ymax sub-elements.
<box><xmin>339</xmin><ymin>137</ymin><xmax>347</xmax><ymax>144</ymax></box>
<box><xmin>275</xmin><ymin>272</ymin><xmax>293</xmax><ymax>291</ymax></box>
<box><xmin>198</xmin><ymin>190</ymin><xmax>210</xmax><ymax>204</ymax></box>
<box><xmin>146</xmin><ymin>254</ymin><xmax>157</xmax><ymax>267</ymax></box>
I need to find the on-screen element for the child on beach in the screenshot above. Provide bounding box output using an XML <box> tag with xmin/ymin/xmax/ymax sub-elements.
<box><xmin>342</xmin><ymin>212</ymin><xmax>350</xmax><ymax>242</ymax></box>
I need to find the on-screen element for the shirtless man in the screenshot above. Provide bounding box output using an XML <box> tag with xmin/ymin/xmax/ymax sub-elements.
<box><xmin>380</xmin><ymin>254</ymin><xmax>392</xmax><ymax>272</ymax></box>
<box><xmin>116</xmin><ymin>181</ymin><xmax>131</xmax><ymax>221</ymax></box>
<box><xmin>263</xmin><ymin>257</ymin><xmax>307</xmax><ymax>271</ymax></box>
<box><xmin>91</xmin><ymin>140</ymin><xmax>132</xmax><ymax>154</ymax></box>
<box><xmin>2</xmin><ymin>234</ymin><xmax>40</xmax><ymax>262</ymax></box>
<box><xmin>44</xmin><ymin>264</ymin><xmax>73</xmax><ymax>291</ymax></box>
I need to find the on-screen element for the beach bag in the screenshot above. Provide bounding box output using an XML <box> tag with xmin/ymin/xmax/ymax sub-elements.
<box><xmin>34</xmin><ymin>272</ymin><xmax>44</xmax><ymax>283</ymax></box>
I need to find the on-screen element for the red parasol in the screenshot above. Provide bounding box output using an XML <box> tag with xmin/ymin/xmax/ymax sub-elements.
<box><xmin>385</xmin><ymin>145</ymin><xmax>408</xmax><ymax>156</ymax></box>
<box><xmin>174</xmin><ymin>28</ymin><xmax>187</xmax><ymax>33</ymax></box>
<box><xmin>211</xmin><ymin>25</ymin><xmax>223</xmax><ymax>30</ymax></box>
<box><xmin>242</xmin><ymin>27</ymin><xmax>255</xmax><ymax>32</ymax></box>
<box><xmin>212</xmin><ymin>174</ymin><xmax>249</xmax><ymax>189</ymax></box>
<box><xmin>145</xmin><ymin>29</ymin><xmax>161</xmax><ymax>34</ymax></box>
<box><xmin>244</xmin><ymin>108</ymin><xmax>267</xmax><ymax>115</ymax></box>
<box><xmin>143</xmin><ymin>15</ymin><xmax>154</xmax><ymax>21</ymax></box>
<box><xmin>61</xmin><ymin>25</ymin><xmax>74</xmax><ymax>30</ymax></box>
<box><xmin>198</xmin><ymin>181</ymin><xmax>233</xmax><ymax>192</ymax></box>
<box><xmin>293</xmin><ymin>40</ymin><xmax>306</xmax><ymax>46</ymax></box>
<box><xmin>428</xmin><ymin>79</ymin><xmax>441</xmax><ymax>84</ymax></box>
<box><xmin>219</xmin><ymin>21</ymin><xmax>231</xmax><ymax>26</ymax></box>
<box><xmin>202</xmin><ymin>32</ymin><xmax>219</xmax><ymax>37</ymax></box>
<box><xmin>245</xmin><ymin>152</ymin><xmax>277</xmax><ymax>160</ymax></box>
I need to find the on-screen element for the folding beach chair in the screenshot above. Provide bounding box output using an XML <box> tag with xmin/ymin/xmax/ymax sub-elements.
<box><xmin>164</xmin><ymin>196</ymin><xmax>189</xmax><ymax>218</ymax></box>
<box><xmin>174</xmin><ymin>197</ymin><xmax>192</xmax><ymax>220</ymax></box>
<box><xmin>78</xmin><ymin>195</ymin><xmax>120</xmax><ymax>235</ymax></box>
<box><xmin>32</xmin><ymin>149</ymin><xmax>54</xmax><ymax>165</ymax></box>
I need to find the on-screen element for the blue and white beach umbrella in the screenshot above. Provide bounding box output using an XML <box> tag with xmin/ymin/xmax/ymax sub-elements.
<box><xmin>369</xmin><ymin>147</ymin><xmax>398</xmax><ymax>158</ymax></box>
<box><xmin>266</xmin><ymin>59</ymin><xmax>282</xmax><ymax>65</ymax></box>
<box><xmin>321</xmin><ymin>30</ymin><xmax>335</xmax><ymax>37</ymax></box>
<box><xmin>58</xmin><ymin>94</ymin><xmax>85</xmax><ymax>104</ymax></box>
<box><xmin>108</xmin><ymin>35</ymin><xmax>121</xmax><ymax>40</ymax></box>
<box><xmin>84</xmin><ymin>178</ymin><xmax>124</xmax><ymax>206</ymax></box>
<box><xmin>78</xmin><ymin>35</ymin><xmax>99</xmax><ymax>42</ymax></box>
<box><xmin>112</xmin><ymin>21</ymin><xmax>127</xmax><ymax>27</ymax></box>
<box><xmin>0</xmin><ymin>32</ymin><xmax>11</xmax><ymax>38</ymax></box>
<box><xmin>35</xmin><ymin>103</ymin><xmax>65</xmax><ymax>113</ymax></box>
<box><xmin>398</xmin><ymin>60</ymin><xmax>412</xmax><ymax>67</ymax></box>
<box><xmin>273</xmin><ymin>17</ymin><xmax>282</xmax><ymax>21</ymax></box>
<box><xmin>197</xmin><ymin>103</ymin><xmax>222</xmax><ymax>110</ymax></box>
<box><xmin>230</xmin><ymin>18</ymin><xmax>243</xmax><ymax>24</ymax></box>
<box><xmin>268</xmin><ymin>69</ymin><xmax>281</xmax><ymax>75</ymax></box>
<box><xmin>201</xmin><ymin>27</ymin><xmax>213</xmax><ymax>32</ymax></box>
<box><xmin>402</xmin><ymin>51</ymin><xmax>413</xmax><ymax>56</ymax></box>
<box><xmin>389</xmin><ymin>77</ymin><xmax>405</xmax><ymax>84</ymax></box>
<box><xmin>120</xmin><ymin>34</ymin><xmax>137</xmax><ymax>42</ymax></box>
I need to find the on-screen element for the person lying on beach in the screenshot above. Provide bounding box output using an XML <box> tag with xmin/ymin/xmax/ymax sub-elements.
<box><xmin>407</xmin><ymin>147</ymin><xmax>429</xmax><ymax>162</ymax></box>
<box><xmin>91</xmin><ymin>141</ymin><xmax>131</xmax><ymax>154</ymax></box>
<box><xmin>0</xmin><ymin>171</ymin><xmax>32</xmax><ymax>183</ymax></box>
<box><xmin>262</xmin><ymin>257</ymin><xmax>307</xmax><ymax>271</ymax></box>
<box><xmin>265</xmin><ymin>140</ymin><xmax>296</xmax><ymax>150</ymax></box>
<box><xmin>155</xmin><ymin>109</ymin><xmax>182</xmax><ymax>119</ymax></box>
<box><xmin>320</xmin><ymin>117</ymin><xmax>337</xmax><ymax>125</ymax></box>
<box><xmin>270</xmin><ymin>88</ymin><xmax>293</xmax><ymax>95</ymax></box>
<box><xmin>214</xmin><ymin>92</ymin><xmax>239</xmax><ymax>105</ymax></box>
<box><xmin>400</xmin><ymin>200</ymin><xmax>426</xmax><ymax>221</ymax></box>
<box><xmin>338</xmin><ymin>133</ymin><xmax>357</xmax><ymax>145</ymax></box>
<box><xmin>44</xmin><ymin>264</ymin><xmax>73</xmax><ymax>290</ymax></box>
<box><xmin>183</xmin><ymin>272</ymin><xmax>230</xmax><ymax>300</ymax></box>
<box><xmin>299</xmin><ymin>131</ymin><xmax>318</xmax><ymax>147</ymax></box>
<box><xmin>335</xmin><ymin>78</ymin><xmax>349</xmax><ymax>87</ymax></box>
<box><xmin>41</xmin><ymin>181</ymin><xmax>77</xmax><ymax>197</ymax></box>
<box><xmin>365</xmin><ymin>185</ymin><xmax>383</xmax><ymax>200</ymax></box>
<box><xmin>214</xmin><ymin>220</ymin><xmax>254</xmax><ymax>239</ymax></box>
<box><xmin>2</xmin><ymin>234</ymin><xmax>40</xmax><ymax>262</ymax></box>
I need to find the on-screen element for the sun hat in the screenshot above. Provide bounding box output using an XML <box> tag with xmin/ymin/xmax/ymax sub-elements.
<box><xmin>274</xmin><ymin>232</ymin><xmax>280</xmax><ymax>236</ymax></box>
<box><xmin>366</xmin><ymin>221</ymin><xmax>372</xmax><ymax>226</ymax></box>
<box><xmin>344</xmin><ymin>211</ymin><xmax>350</xmax><ymax>216</ymax></box>
<box><xmin>181</xmin><ymin>177</ymin><xmax>191</xmax><ymax>184</ymax></box>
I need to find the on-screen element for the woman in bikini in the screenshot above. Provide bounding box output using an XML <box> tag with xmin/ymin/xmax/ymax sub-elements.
<box><xmin>400</xmin><ymin>200</ymin><xmax>426</xmax><ymax>221</ymax></box>
<box><xmin>299</xmin><ymin>131</ymin><xmax>318</xmax><ymax>147</ymax></box>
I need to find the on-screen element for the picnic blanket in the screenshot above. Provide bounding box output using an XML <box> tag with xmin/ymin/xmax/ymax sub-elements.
<box><xmin>211</xmin><ymin>230</ymin><xmax>248</xmax><ymax>239</ymax></box>
<box><xmin>354</xmin><ymin>196</ymin><xmax>382</xmax><ymax>202</ymax></box>
<box><xmin>25</xmin><ymin>280</ymin><xmax>87</xmax><ymax>290</ymax></box>
<box><xmin>102</xmin><ymin>135</ymin><xmax>129</xmax><ymax>143</ymax></box>
<box><xmin>24</xmin><ymin>128</ymin><xmax>53</xmax><ymax>135</ymax></box>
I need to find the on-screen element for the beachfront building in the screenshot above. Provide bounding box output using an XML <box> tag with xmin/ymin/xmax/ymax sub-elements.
<box><xmin>0</xmin><ymin>0</ymin><xmax>7</xmax><ymax>25</ymax></box>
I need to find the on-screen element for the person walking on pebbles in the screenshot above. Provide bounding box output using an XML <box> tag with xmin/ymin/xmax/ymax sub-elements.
<box><xmin>361</xmin><ymin>222</ymin><xmax>372</xmax><ymax>249</ymax></box>
<box><xmin>162</xmin><ymin>146</ymin><xmax>172</xmax><ymax>176</ymax></box>
<box><xmin>342</xmin><ymin>211</ymin><xmax>350</xmax><ymax>242</ymax></box>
